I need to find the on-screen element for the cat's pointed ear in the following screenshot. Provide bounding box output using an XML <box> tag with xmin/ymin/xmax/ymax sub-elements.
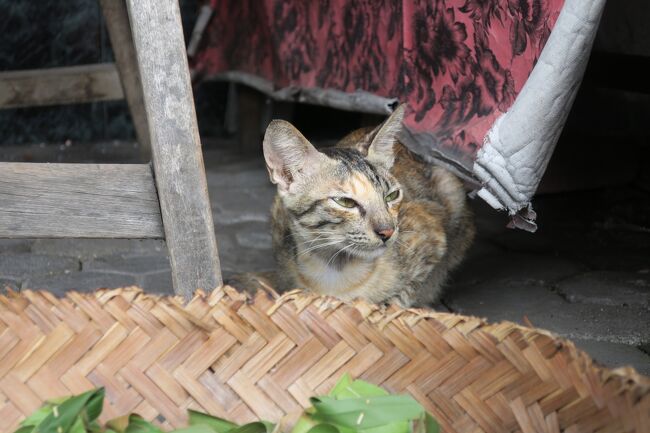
<box><xmin>364</xmin><ymin>104</ymin><xmax>405</xmax><ymax>170</ymax></box>
<box><xmin>263</xmin><ymin>120</ymin><xmax>326</xmax><ymax>191</ymax></box>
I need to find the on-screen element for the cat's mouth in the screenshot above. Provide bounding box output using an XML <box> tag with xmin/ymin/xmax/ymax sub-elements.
<box><xmin>347</xmin><ymin>243</ymin><xmax>389</xmax><ymax>260</ymax></box>
<box><xmin>306</xmin><ymin>236</ymin><xmax>394</xmax><ymax>263</ymax></box>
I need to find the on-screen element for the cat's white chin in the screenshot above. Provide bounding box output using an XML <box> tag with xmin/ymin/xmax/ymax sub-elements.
<box><xmin>349</xmin><ymin>245</ymin><xmax>388</xmax><ymax>260</ymax></box>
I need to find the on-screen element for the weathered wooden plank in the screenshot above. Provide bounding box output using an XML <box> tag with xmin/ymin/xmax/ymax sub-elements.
<box><xmin>100</xmin><ymin>0</ymin><xmax>151</xmax><ymax>160</ymax></box>
<box><xmin>0</xmin><ymin>163</ymin><xmax>163</xmax><ymax>238</ymax></box>
<box><xmin>125</xmin><ymin>0</ymin><xmax>222</xmax><ymax>298</ymax></box>
<box><xmin>0</xmin><ymin>64</ymin><xmax>123</xmax><ymax>109</ymax></box>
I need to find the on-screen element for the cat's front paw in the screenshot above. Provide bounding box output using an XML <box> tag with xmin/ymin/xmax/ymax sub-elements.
<box><xmin>384</xmin><ymin>293</ymin><xmax>413</xmax><ymax>309</ymax></box>
<box><xmin>224</xmin><ymin>271</ymin><xmax>278</xmax><ymax>302</ymax></box>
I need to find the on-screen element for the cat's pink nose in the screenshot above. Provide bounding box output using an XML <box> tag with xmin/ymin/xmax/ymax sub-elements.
<box><xmin>375</xmin><ymin>227</ymin><xmax>395</xmax><ymax>242</ymax></box>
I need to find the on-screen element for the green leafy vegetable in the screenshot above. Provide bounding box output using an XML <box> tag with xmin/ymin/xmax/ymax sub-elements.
<box><xmin>168</xmin><ymin>426</ymin><xmax>222</xmax><ymax>433</ymax></box>
<box><xmin>310</xmin><ymin>396</ymin><xmax>424</xmax><ymax>430</ymax></box>
<box><xmin>122</xmin><ymin>415</ymin><xmax>164</xmax><ymax>433</ymax></box>
<box><xmin>309</xmin><ymin>374</ymin><xmax>437</xmax><ymax>433</ymax></box>
<box><xmin>304</xmin><ymin>424</ymin><xmax>340</xmax><ymax>433</ymax></box>
<box><xmin>188</xmin><ymin>411</ymin><xmax>238</xmax><ymax>433</ymax></box>
<box><xmin>328</xmin><ymin>374</ymin><xmax>388</xmax><ymax>399</ymax></box>
<box><xmin>13</xmin><ymin>375</ymin><xmax>439</xmax><ymax>433</ymax></box>
<box><xmin>16</xmin><ymin>388</ymin><xmax>105</xmax><ymax>433</ymax></box>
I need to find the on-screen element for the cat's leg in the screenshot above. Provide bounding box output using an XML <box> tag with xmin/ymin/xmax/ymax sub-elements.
<box><xmin>224</xmin><ymin>271</ymin><xmax>280</xmax><ymax>301</ymax></box>
<box><xmin>392</xmin><ymin>200</ymin><xmax>448</xmax><ymax>307</ymax></box>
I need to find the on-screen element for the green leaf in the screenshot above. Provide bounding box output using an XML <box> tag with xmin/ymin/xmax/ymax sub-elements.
<box><xmin>18</xmin><ymin>403</ymin><xmax>54</xmax><ymax>427</ymax></box>
<box><xmin>83</xmin><ymin>389</ymin><xmax>105</xmax><ymax>424</ymax></box>
<box><xmin>329</xmin><ymin>375</ymin><xmax>388</xmax><ymax>400</ymax></box>
<box><xmin>304</xmin><ymin>423</ymin><xmax>341</xmax><ymax>433</ymax></box>
<box><xmin>412</xmin><ymin>412</ymin><xmax>439</xmax><ymax>433</ymax></box>
<box><xmin>310</xmin><ymin>396</ymin><xmax>424</xmax><ymax>429</ymax></box>
<box><xmin>424</xmin><ymin>413</ymin><xmax>439</xmax><ymax>433</ymax></box>
<box><xmin>171</xmin><ymin>426</ymin><xmax>221</xmax><ymax>433</ymax></box>
<box><xmin>12</xmin><ymin>427</ymin><xmax>34</xmax><ymax>433</ymax></box>
<box><xmin>289</xmin><ymin>414</ymin><xmax>318</xmax><ymax>433</ymax></box>
<box><xmin>328</xmin><ymin>374</ymin><xmax>353</xmax><ymax>398</ymax></box>
<box><xmin>87</xmin><ymin>421</ymin><xmax>105</xmax><ymax>433</ymax></box>
<box><xmin>227</xmin><ymin>421</ymin><xmax>275</xmax><ymax>433</ymax></box>
<box><xmin>69</xmin><ymin>417</ymin><xmax>86</xmax><ymax>433</ymax></box>
<box><xmin>124</xmin><ymin>415</ymin><xmax>164</xmax><ymax>433</ymax></box>
<box><xmin>359</xmin><ymin>421</ymin><xmax>409</xmax><ymax>433</ymax></box>
<box><xmin>32</xmin><ymin>388</ymin><xmax>106</xmax><ymax>433</ymax></box>
<box><xmin>106</xmin><ymin>415</ymin><xmax>131</xmax><ymax>433</ymax></box>
<box><xmin>187</xmin><ymin>410</ymin><xmax>238</xmax><ymax>433</ymax></box>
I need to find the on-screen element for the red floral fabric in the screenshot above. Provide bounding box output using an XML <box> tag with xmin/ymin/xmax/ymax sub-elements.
<box><xmin>192</xmin><ymin>0</ymin><xmax>564</xmax><ymax>170</ymax></box>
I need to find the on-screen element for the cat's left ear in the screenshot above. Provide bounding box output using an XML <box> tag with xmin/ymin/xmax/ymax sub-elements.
<box><xmin>263</xmin><ymin>119</ymin><xmax>328</xmax><ymax>192</ymax></box>
<box><xmin>362</xmin><ymin>104</ymin><xmax>405</xmax><ymax>170</ymax></box>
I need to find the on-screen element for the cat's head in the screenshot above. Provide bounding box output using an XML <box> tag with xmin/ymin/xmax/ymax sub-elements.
<box><xmin>263</xmin><ymin>105</ymin><xmax>405</xmax><ymax>262</ymax></box>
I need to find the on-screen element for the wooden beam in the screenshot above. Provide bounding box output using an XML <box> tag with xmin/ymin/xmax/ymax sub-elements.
<box><xmin>126</xmin><ymin>0</ymin><xmax>222</xmax><ymax>298</ymax></box>
<box><xmin>100</xmin><ymin>0</ymin><xmax>152</xmax><ymax>160</ymax></box>
<box><xmin>0</xmin><ymin>163</ymin><xmax>163</xmax><ymax>238</ymax></box>
<box><xmin>0</xmin><ymin>64</ymin><xmax>123</xmax><ymax>109</ymax></box>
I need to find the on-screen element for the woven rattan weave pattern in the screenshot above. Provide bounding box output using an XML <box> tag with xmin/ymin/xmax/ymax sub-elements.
<box><xmin>0</xmin><ymin>286</ymin><xmax>648</xmax><ymax>432</ymax></box>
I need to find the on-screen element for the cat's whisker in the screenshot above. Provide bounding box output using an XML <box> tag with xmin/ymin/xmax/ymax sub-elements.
<box><xmin>297</xmin><ymin>241</ymin><xmax>337</xmax><ymax>254</ymax></box>
<box><xmin>293</xmin><ymin>234</ymin><xmax>345</xmax><ymax>247</ymax></box>
<box><xmin>394</xmin><ymin>239</ymin><xmax>417</xmax><ymax>254</ymax></box>
<box><xmin>326</xmin><ymin>243</ymin><xmax>354</xmax><ymax>267</ymax></box>
<box><xmin>308</xmin><ymin>233</ymin><xmax>344</xmax><ymax>242</ymax></box>
<box><xmin>297</xmin><ymin>240</ymin><xmax>342</xmax><ymax>256</ymax></box>
<box><xmin>285</xmin><ymin>230</ymin><xmax>337</xmax><ymax>241</ymax></box>
<box><xmin>303</xmin><ymin>234</ymin><xmax>331</xmax><ymax>244</ymax></box>
<box><xmin>303</xmin><ymin>236</ymin><xmax>345</xmax><ymax>247</ymax></box>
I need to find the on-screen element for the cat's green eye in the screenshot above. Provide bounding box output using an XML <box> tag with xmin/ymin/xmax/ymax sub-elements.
<box><xmin>332</xmin><ymin>197</ymin><xmax>357</xmax><ymax>208</ymax></box>
<box><xmin>385</xmin><ymin>190</ymin><xmax>400</xmax><ymax>202</ymax></box>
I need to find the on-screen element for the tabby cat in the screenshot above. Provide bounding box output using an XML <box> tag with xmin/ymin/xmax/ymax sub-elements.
<box><xmin>263</xmin><ymin>105</ymin><xmax>474</xmax><ymax>307</ymax></box>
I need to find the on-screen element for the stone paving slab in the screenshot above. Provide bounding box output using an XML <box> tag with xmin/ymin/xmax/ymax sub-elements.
<box><xmin>0</xmin><ymin>253</ymin><xmax>79</xmax><ymax>280</ymax></box>
<box><xmin>573</xmin><ymin>338</ymin><xmax>650</xmax><ymax>376</ymax></box>
<box><xmin>139</xmin><ymin>270</ymin><xmax>174</xmax><ymax>295</ymax></box>
<box><xmin>556</xmin><ymin>270</ymin><xmax>650</xmax><ymax>307</ymax></box>
<box><xmin>84</xmin><ymin>254</ymin><xmax>171</xmax><ymax>276</ymax></box>
<box><xmin>444</xmin><ymin>278</ymin><xmax>649</xmax><ymax>345</ymax></box>
<box><xmin>450</xmin><ymin>252</ymin><xmax>588</xmax><ymax>288</ymax></box>
<box><xmin>24</xmin><ymin>271</ymin><xmax>137</xmax><ymax>297</ymax></box>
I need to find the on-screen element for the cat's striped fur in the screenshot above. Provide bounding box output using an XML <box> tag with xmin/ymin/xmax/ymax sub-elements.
<box><xmin>263</xmin><ymin>105</ymin><xmax>474</xmax><ymax>307</ymax></box>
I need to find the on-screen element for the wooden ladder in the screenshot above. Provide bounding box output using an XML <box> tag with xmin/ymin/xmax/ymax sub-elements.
<box><xmin>0</xmin><ymin>0</ymin><xmax>222</xmax><ymax>299</ymax></box>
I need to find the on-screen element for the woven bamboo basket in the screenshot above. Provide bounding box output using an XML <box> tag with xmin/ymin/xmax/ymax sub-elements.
<box><xmin>0</xmin><ymin>286</ymin><xmax>648</xmax><ymax>433</ymax></box>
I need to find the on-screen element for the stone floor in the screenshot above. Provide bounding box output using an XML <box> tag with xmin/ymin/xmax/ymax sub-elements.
<box><xmin>1</xmin><ymin>144</ymin><xmax>648</xmax><ymax>375</ymax></box>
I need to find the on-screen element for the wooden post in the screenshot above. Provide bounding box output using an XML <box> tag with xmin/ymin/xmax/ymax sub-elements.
<box><xmin>100</xmin><ymin>0</ymin><xmax>151</xmax><ymax>161</ymax></box>
<box><xmin>125</xmin><ymin>0</ymin><xmax>222</xmax><ymax>299</ymax></box>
